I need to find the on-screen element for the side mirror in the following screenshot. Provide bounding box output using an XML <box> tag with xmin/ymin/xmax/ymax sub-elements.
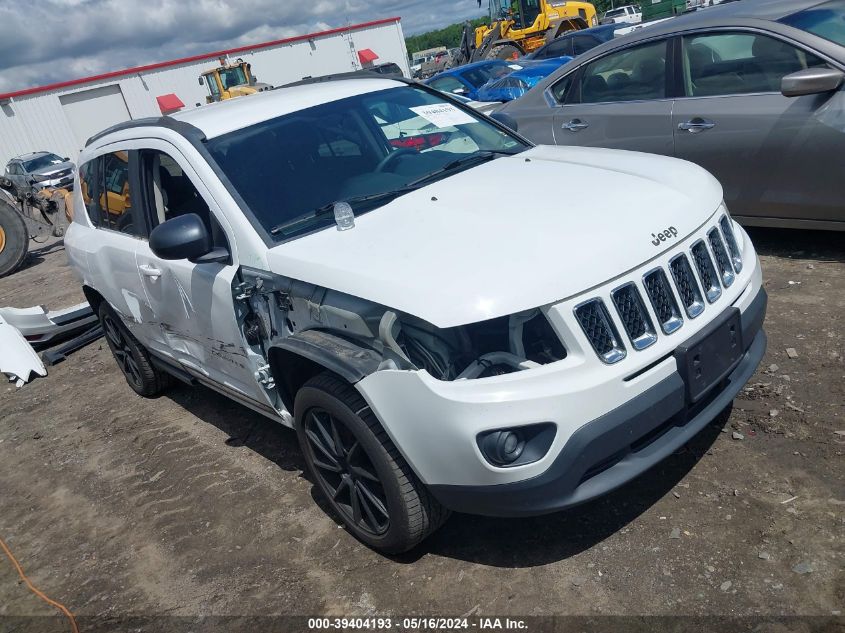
<box><xmin>149</xmin><ymin>213</ymin><xmax>227</xmax><ymax>263</ymax></box>
<box><xmin>63</xmin><ymin>157</ymin><xmax>70</xmax><ymax>162</ymax></box>
<box><xmin>198</xmin><ymin>76</ymin><xmax>205</xmax><ymax>86</ymax></box>
<box><xmin>490</xmin><ymin>111</ymin><xmax>519</xmax><ymax>132</ymax></box>
<box><xmin>781</xmin><ymin>67</ymin><xmax>844</xmax><ymax>97</ymax></box>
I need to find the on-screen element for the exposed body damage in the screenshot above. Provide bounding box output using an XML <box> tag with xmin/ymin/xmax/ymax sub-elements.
<box><xmin>233</xmin><ymin>266</ymin><xmax>567</xmax><ymax>421</ymax></box>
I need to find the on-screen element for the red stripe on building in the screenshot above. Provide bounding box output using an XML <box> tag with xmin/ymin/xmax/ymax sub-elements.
<box><xmin>0</xmin><ymin>17</ymin><xmax>401</xmax><ymax>100</ymax></box>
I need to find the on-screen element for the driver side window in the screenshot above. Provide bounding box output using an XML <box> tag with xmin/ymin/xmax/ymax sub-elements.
<box><xmin>578</xmin><ymin>39</ymin><xmax>668</xmax><ymax>104</ymax></box>
<box><xmin>140</xmin><ymin>150</ymin><xmax>229</xmax><ymax>251</ymax></box>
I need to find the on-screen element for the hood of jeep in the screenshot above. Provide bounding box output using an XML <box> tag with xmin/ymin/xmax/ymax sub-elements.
<box><xmin>266</xmin><ymin>145</ymin><xmax>723</xmax><ymax>328</ymax></box>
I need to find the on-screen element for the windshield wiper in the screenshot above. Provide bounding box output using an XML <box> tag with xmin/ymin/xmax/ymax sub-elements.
<box><xmin>269</xmin><ymin>187</ymin><xmax>420</xmax><ymax>237</ymax></box>
<box><xmin>269</xmin><ymin>150</ymin><xmax>521</xmax><ymax>237</ymax></box>
<box><xmin>406</xmin><ymin>149</ymin><xmax>521</xmax><ymax>188</ymax></box>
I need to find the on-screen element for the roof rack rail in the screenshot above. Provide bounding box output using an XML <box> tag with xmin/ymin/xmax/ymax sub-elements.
<box><xmin>278</xmin><ymin>70</ymin><xmax>416</xmax><ymax>90</ymax></box>
<box><xmin>85</xmin><ymin>116</ymin><xmax>206</xmax><ymax>147</ymax></box>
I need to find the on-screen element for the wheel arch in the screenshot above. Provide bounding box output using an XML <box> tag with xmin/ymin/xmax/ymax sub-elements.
<box><xmin>268</xmin><ymin>330</ymin><xmax>383</xmax><ymax>414</ymax></box>
<box><xmin>82</xmin><ymin>285</ymin><xmax>105</xmax><ymax>314</ymax></box>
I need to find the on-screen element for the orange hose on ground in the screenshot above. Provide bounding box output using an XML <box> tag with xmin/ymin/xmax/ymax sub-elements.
<box><xmin>0</xmin><ymin>535</ymin><xmax>80</xmax><ymax>633</ymax></box>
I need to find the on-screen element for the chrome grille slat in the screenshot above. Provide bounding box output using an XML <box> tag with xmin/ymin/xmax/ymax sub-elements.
<box><xmin>643</xmin><ymin>268</ymin><xmax>683</xmax><ymax>335</ymax></box>
<box><xmin>574</xmin><ymin>299</ymin><xmax>626</xmax><ymax>364</ymax></box>
<box><xmin>611</xmin><ymin>283</ymin><xmax>657</xmax><ymax>350</ymax></box>
<box><xmin>708</xmin><ymin>228</ymin><xmax>735</xmax><ymax>288</ymax></box>
<box><xmin>669</xmin><ymin>254</ymin><xmax>705</xmax><ymax>318</ymax></box>
<box><xmin>691</xmin><ymin>240</ymin><xmax>722</xmax><ymax>303</ymax></box>
<box><xmin>719</xmin><ymin>215</ymin><xmax>743</xmax><ymax>273</ymax></box>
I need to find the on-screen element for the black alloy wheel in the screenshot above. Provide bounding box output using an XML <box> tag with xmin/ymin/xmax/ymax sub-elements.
<box><xmin>303</xmin><ymin>407</ymin><xmax>390</xmax><ymax>536</ymax></box>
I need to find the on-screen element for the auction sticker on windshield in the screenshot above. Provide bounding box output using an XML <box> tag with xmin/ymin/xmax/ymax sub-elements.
<box><xmin>410</xmin><ymin>104</ymin><xmax>477</xmax><ymax>128</ymax></box>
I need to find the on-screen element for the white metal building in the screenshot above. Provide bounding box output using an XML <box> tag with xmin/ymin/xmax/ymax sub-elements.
<box><xmin>0</xmin><ymin>17</ymin><xmax>409</xmax><ymax>169</ymax></box>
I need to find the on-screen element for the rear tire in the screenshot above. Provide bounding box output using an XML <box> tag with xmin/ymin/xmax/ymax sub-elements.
<box><xmin>295</xmin><ymin>372</ymin><xmax>450</xmax><ymax>554</ymax></box>
<box><xmin>99</xmin><ymin>302</ymin><xmax>171</xmax><ymax>397</ymax></box>
<box><xmin>0</xmin><ymin>198</ymin><xmax>28</xmax><ymax>278</ymax></box>
<box><xmin>488</xmin><ymin>44</ymin><xmax>522</xmax><ymax>61</ymax></box>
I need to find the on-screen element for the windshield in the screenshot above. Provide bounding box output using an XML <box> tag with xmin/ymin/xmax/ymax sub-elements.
<box><xmin>219</xmin><ymin>66</ymin><xmax>248</xmax><ymax>89</ymax></box>
<box><xmin>780</xmin><ymin>0</ymin><xmax>845</xmax><ymax>47</ymax></box>
<box><xmin>206</xmin><ymin>86</ymin><xmax>527</xmax><ymax>241</ymax></box>
<box><xmin>23</xmin><ymin>153</ymin><xmax>64</xmax><ymax>172</ymax></box>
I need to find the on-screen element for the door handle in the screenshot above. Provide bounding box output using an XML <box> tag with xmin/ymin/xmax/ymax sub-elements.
<box><xmin>678</xmin><ymin>118</ymin><xmax>716</xmax><ymax>133</ymax></box>
<box><xmin>561</xmin><ymin>118</ymin><xmax>589</xmax><ymax>132</ymax></box>
<box><xmin>139</xmin><ymin>264</ymin><xmax>162</xmax><ymax>278</ymax></box>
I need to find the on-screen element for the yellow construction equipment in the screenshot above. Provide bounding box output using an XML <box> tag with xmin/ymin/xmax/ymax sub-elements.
<box><xmin>199</xmin><ymin>57</ymin><xmax>272</xmax><ymax>103</ymax></box>
<box><xmin>456</xmin><ymin>0</ymin><xmax>598</xmax><ymax>64</ymax></box>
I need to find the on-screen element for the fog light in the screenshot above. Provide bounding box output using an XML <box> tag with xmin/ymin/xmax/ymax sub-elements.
<box><xmin>482</xmin><ymin>431</ymin><xmax>525</xmax><ymax>466</ymax></box>
<box><xmin>477</xmin><ymin>423</ymin><xmax>556</xmax><ymax>468</ymax></box>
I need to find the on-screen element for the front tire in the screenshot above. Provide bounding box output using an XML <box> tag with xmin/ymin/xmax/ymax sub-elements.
<box><xmin>488</xmin><ymin>44</ymin><xmax>522</xmax><ymax>61</ymax></box>
<box><xmin>99</xmin><ymin>302</ymin><xmax>170</xmax><ymax>397</ymax></box>
<box><xmin>295</xmin><ymin>372</ymin><xmax>450</xmax><ymax>554</ymax></box>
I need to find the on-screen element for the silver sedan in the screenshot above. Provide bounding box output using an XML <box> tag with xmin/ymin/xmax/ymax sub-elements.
<box><xmin>499</xmin><ymin>0</ymin><xmax>845</xmax><ymax>231</ymax></box>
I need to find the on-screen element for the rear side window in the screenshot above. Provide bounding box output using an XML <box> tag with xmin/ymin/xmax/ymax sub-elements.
<box><xmin>537</xmin><ymin>38</ymin><xmax>571</xmax><ymax>60</ymax></box>
<box><xmin>578</xmin><ymin>39</ymin><xmax>667</xmax><ymax>103</ymax></box>
<box><xmin>78</xmin><ymin>160</ymin><xmax>102</xmax><ymax>226</ymax></box>
<box><xmin>79</xmin><ymin>152</ymin><xmax>144</xmax><ymax>237</ymax></box>
<box><xmin>682</xmin><ymin>32</ymin><xmax>828</xmax><ymax>97</ymax></box>
<box><xmin>550</xmin><ymin>74</ymin><xmax>574</xmax><ymax>104</ymax></box>
<box><xmin>572</xmin><ymin>34</ymin><xmax>599</xmax><ymax>56</ymax></box>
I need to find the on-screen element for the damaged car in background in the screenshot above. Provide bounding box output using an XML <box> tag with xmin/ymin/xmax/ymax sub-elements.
<box><xmin>65</xmin><ymin>76</ymin><xmax>767</xmax><ymax>554</ymax></box>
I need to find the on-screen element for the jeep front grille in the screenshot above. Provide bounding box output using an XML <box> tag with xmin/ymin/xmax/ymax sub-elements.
<box><xmin>574</xmin><ymin>299</ymin><xmax>626</xmax><ymax>364</ymax></box>
<box><xmin>574</xmin><ymin>218</ymin><xmax>745</xmax><ymax>363</ymax></box>
<box><xmin>719</xmin><ymin>215</ymin><xmax>743</xmax><ymax>273</ymax></box>
<box><xmin>691</xmin><ymin>240</ymin><xmax>721</xmax><ymax>304</ymax></box>
<box><xmin>669</xmin><ymin>254</ymin><xmax>705</xmax><ymax>318</ymax></box>
<box><xmin>643</xmin><ymin>268</ymin><xmax>683</xmax><ymax>335</ymax></box>
<box><xmin>611</xmin><ymin>283</ymin><xmax>657</xmax><ymax>350</ymax></box>
<box><xmin>708</xmin><ymin>228</ymin><xmax>735</xmax><ymax>288</ymax></box>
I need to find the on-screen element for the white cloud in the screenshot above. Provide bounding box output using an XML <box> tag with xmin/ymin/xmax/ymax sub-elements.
<box><xmin>0</xmin><ymin>0</ymin><xmax>485</xmax><ymax>92</ymax></box>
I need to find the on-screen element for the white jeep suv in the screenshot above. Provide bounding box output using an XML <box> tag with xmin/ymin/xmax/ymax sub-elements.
<box><xmin>66</xmin><ymin>76</ymin><xmax>767</xmax><ymax>553</ymax></box>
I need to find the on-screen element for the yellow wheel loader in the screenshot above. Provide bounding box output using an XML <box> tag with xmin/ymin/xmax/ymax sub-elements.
<box><xmin>0</xmin><ymin>178</ymin><xmax>73</xmax><ymax>278</ymax></box>
<box><xmin>455</xmin><ymin>0</ymin><xmax>598</xmax><ymax>64</ymax></box>
<box><xmin>199</xmin><ymin>58</ymin><xmax>272</xmax><ymax>103</ymax></box>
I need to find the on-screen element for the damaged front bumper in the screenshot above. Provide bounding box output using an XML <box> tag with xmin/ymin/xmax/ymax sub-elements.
<box><xmin>430</xmin><ymin>292</ymin><xmax>766</xmax><ymax>516</ymax></box>
<box><xmin>359</xmin><ymin>286</ymin><xmax>766</xmax><ymax>516</ymax></box>
<box><xmin>0</xmin><ymin>302</ymin><xmax>96</xmax><ymax>348</ymax></box>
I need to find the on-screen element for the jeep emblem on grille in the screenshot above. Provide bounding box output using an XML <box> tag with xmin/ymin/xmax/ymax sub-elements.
<box><xmin>652</xmin><ymin>226</ymin><xmax>678</xmax><ymax>246</ymax></box>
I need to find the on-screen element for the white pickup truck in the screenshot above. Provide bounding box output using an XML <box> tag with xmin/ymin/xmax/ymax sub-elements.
<box><xmin>601</xmin><ymin>4</ymin><xmax>643</xmax><ymax>24</ymax></box>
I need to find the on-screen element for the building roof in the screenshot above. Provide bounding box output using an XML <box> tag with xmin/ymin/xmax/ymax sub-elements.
<box><xmin>0</xmin><ymin>17</ymin><xmax>401</xmax><ymax>101</ymax></box>
<box><xmin>171</xmin><ymin>77</ymin><xmax>403</xmax><ymax>140</ymax></box>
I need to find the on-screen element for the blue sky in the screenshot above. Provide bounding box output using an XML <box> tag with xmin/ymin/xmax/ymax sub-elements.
<box><xmin>0</xmin><ymin>0</ymin><xmax>486</xmax><ymax>92</ymax></box>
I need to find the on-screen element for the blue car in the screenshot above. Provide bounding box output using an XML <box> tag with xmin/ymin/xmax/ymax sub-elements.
<box><xmin>424</xmin><ymin>59</ymin><xmax>523</xmax><ymax>101</ymax></box>
<box><xmin>474</xmin><ymin>58</ymin><xmax>573</xmax><ymax>102</ymax></box>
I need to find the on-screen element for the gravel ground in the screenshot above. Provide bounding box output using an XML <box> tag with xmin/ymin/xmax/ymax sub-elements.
<box><xmin>0</xmin><ymin>227</ymin><xmax>842</xmax><ymax>631</ymax></box>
